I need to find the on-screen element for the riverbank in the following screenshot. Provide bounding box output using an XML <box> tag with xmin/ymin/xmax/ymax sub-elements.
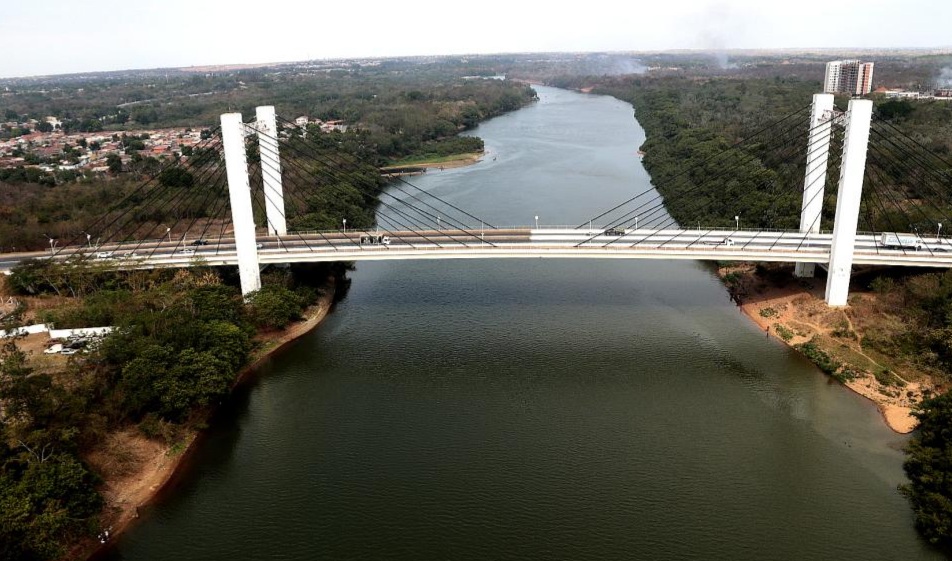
<box><xmin>718</xmin><ymin>262</ymin><xmax>939</xmax><ymax>433</ymax></box>
<box><xmin>76</xmin><ymin>279</ymin><xmax>338</xmax><ymax>560</ymax></box>
<box><xmin>380</xmin><ymin>152</ymin><xmax>486</xmax><ymax>176</ymax></box>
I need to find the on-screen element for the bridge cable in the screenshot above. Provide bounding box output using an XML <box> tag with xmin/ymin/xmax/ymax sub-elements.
<box><xmin>254</xmin><ymin>140</ymin><xmax>429</xmax><ymax>249</ymax></box>
<box><xmin>576</xmin><ymin>113</ymin><xmax>818</xmax><ymax>247</ymax></box>
<box><xmin>258</xmin><ymin>135</ymin><xmax>468</xmax><ymax>249</ymax></box>
<box><xmin>595</xmin><ymin>115</ymin><xmax>819</xmax><ymax>249</ymax></box>
<box><xmin>78</xmin><ymin>138</ymin><xmax>229</xmax><ymax>258</ymax></box>
<box><xmin>260</xmin><ymin>129</ymin><xmax>488</xmax><ymax>247</ymax></box>
<box><xmin>51</xmin><ymin>130</ymin><xmax>224</xmax><ymax>259</ymax></box>
<box><xmin>866</xmin><ymin>125</ymin><xmax>952</xmax><ymax>230</ymax></box>
<box><xmin>277</xmin><ymin>116</ymin><xmax>498</xmax><ymax>230</ymax></box>
<box><xmin>577</xmin><ymin>102</ymin><xmax>812</xmax><ymax>229</ymax></box>
<box><xmin>253</xmin><ymin>142</ymin><xmax>424</xmax><ymax>252</ymax></box>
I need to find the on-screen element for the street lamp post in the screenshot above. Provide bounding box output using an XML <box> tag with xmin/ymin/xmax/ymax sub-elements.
<box><xmin>342</xmin><ymin>218</ymin><xmax>346</xmax><ymax>234</ymax></box>
<box><xmin>437</xmin><ymin>216</ymin><xmax>441</xmax><ymax>230</ymax></box>
<box><xmin>534</xmin><ymin>215</ymin><xmax>539</xmax><ymax>229</ymax></box>
<box><xmin>165</xmin><ymin>227</ymin><xmax>171</xmax><ymax>242</ymax></box>
<box><xmin>938</xmin><ymin>223</ymin><xmax>943</xmax><ymax>241</ymax></box>
<box><xmin>735</xmin><ymin>215</ymin><xmax>740</xmax><ymax>230</ymax></box>
<box><xmin>84</xmin><ymin>232</ymin><xmax>91</xmax><ymax>248</ymax></box>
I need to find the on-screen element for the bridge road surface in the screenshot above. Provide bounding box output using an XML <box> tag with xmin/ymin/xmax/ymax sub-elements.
<box><xmin>2</xmin><ymin>228</ymin><xmax>952</xmax><ymax>273</ymax></box>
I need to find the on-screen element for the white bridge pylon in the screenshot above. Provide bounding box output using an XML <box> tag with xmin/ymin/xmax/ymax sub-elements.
<box><xmin>218</xmin><ymin>100</ymin><xmax>883</xmax><ymax>306</ymax></box>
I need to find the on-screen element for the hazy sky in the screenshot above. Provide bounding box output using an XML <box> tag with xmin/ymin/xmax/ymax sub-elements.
<box><xmin>1</xmin><ymin>0</ymin><xmax>949</xmax><ymax>78</ymax></box>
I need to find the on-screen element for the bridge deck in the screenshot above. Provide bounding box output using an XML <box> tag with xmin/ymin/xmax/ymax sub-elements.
<box><xmin>2</xmin><ymin>228</ymin><xmax>951</xmax><ymax>273</ymax></box>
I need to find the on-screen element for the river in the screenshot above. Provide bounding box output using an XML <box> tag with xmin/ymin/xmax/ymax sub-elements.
<box><xmin>101</xmin><ymin>86</ymin><xmax>942</xmax><ymax>560</ymax></box>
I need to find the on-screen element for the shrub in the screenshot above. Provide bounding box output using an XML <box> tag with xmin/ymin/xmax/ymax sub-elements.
<box><xmin>774</xmin><ymin>324</ymin><xmax>794</xmax><ymax>342</ymax></box>
<box><xmin>795</xmin><ymin>337</ymin><xmax>842</xmax><ymax>376</ymax></box>
<box><xmin>247</xmin><ymin>286</ymin><xmax>306</xmax><ymax>330</ymax></box>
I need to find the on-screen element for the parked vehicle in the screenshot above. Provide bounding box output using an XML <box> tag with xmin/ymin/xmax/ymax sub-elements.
<box><xmin>44</xmin><ymin>343</ymin><xmax>63</xmax><ymax>354</ymax></box>
<box><xmin>880</xmin><ymin>233</ymin><xmax>923</xmax><ymax>250</ymax></box>
<box><xmin>96</xmin><ymin>251</ymin><xmax>114</xmax><ymax>259</ymax></box>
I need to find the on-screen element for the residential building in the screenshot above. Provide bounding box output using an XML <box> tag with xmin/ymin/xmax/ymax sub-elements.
<box><xmin>824</xmin><ymin>60</ymin><xmax>875</xmax><ymax>95</ymax></box>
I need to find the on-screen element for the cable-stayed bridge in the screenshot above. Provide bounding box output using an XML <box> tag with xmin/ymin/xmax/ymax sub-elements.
<box><xmin>3</xmin><ymin>95</ymin><xmax>951</xmax><ymax>306</ymax></box>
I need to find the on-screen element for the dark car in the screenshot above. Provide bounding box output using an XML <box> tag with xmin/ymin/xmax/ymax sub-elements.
<box><xmin>190</xmin><ymin>239</ymin><xmax>209</xmax><ymax>246</ymax></box>
<box><xmin>603</xmin><ymin>228</ymin><xmax>625</xmax><ymax>236</ymax></box>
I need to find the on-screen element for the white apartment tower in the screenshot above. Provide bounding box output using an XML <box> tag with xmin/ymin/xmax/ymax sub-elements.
<box><xmin>824</xmin><ymin>60</ymin><xmax>875</xmax><ymax>95</ymax></box>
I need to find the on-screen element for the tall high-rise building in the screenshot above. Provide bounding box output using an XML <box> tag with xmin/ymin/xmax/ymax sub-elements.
<box><xmin>823</xmin><ymin>60</ymin><xmax>875</xmax><ymax>95</ymax></box>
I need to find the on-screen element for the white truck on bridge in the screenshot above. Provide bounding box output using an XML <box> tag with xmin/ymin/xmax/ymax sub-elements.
<box><xmin>880</xmin><ymin>233</ymin><xmax>923</xmax><ymax>250</ymax></box>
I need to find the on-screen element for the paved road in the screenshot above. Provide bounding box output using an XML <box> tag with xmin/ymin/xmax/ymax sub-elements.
<box><xmin>2</xmin><ymin>228</ymin><xmax>951</xmax><ymax>273</ymax></box>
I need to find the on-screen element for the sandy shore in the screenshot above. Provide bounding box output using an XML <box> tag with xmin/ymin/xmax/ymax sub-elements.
<box><xmin>380</xmin><ymin>152</ymin><xmax>486</xmax><ymax>176</ymax></box>
<box><xmin>720</xmin><ymin>264</ymin><xmax>931</xmax><ymax>434</ymax></box>
<box><xmin>80</xmin><ymin>281</ymin><xmax>337</xmax><ymax>559</ymax></box>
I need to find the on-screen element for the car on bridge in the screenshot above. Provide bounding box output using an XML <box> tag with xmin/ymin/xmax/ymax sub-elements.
<box><xmin>178</xmin><ymin>248</ymin><xmax>195</xmax><ymax>256</ymax></box>
<box><xmin>95</xmin><ymin>251</ymin><xmax>114</xmax><ymax>259</ymax></box>
<box><xmin>359</xmin><ymin>235</ymin><xmax>391</xmax><ymax>245</ymax></box>
<box><xmin>603</xmin><ymin>228</ymin><xmax>626</xmax><ymax>236</ymax></box>
<box><xmin>190</xmin><ymin>239</ymin><xmax>210</xmax><ymax>246</ymax></box>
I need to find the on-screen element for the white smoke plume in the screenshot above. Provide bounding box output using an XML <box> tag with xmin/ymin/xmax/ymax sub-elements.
<box><xmin>939</xmin><ymin>67</ymin><xmax>952</xmax><ymax>88</ymax></box>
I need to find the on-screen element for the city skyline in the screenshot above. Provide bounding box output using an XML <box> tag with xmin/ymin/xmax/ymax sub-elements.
<box><xmin>1</xmin><ymin>0</ymin><xmax>951</xmax><ymax>79</ymax></box>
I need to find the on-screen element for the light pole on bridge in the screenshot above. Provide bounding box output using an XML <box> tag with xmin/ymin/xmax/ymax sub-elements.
<box><xmin>84</xmin><ymin>232</ymin><xmax>91</xmax><ymax>248</ymax></box>
<box><xmin>342</xmin><ymin>218</ymin><xmax>347</xmax><ymax>235</ymax></box>
<box><xmin>938</xmin><ymin>223</ymin><xmax>943</xmax><ymax>241</ymax></box>
<box><xmin>735</xmin><ymin>215</ymin><xmax>740</xmax><ymax>230</ymax></box>
<box><xmin>44</xmin><ymin>235</ymin><xmax>57</xmax><ymax>256</ymax></box>
<box><xmin>535</xmin><ymin>215</ymin><xmax>539</xmax><ymax>229</ymax></box>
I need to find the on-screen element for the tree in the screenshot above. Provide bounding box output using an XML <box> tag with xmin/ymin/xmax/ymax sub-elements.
<box><xmin>247</xmin><ymin>286</ymin><xmax>305</xmax><ymax>330</ymax></box>
<box><xmin>105</xmin><ymin>153</ymin><xmax>122</xmax><ymax>174</ymax></box>
<box><xmin>878</xmin><ymin>99</ymin><xmax>914</xmax><ymax>120</ymax></box>
<box><xmin>902</xmin><ymin>391</ymin><xmax>952</xmax><ymax>548</ymax></box>
<box><xmin>158</xmin><ymin>167</ymin><xmax>194</xmax><ymax>189</ymax></box>
<box><xmin>156</xmin><ymin>349</ymin><xmax>233</xmax><ymax>419</ymax></box>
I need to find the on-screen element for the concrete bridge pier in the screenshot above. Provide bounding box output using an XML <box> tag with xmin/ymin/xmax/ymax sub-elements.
<box><xmin>794</xmin><ymin>93</ymin><xmax>835</xmax><ymax>278</ymax></box>
<box><xmin>221</xmin><ymin>112</ymin><xmax>262</xmax><ymax>296</ymax></box>
<box><xmin>825</xmin><ymin>99</ymin><xmax>873</xmax><ymax>306</ymax></box>
<box><xmin>255</xmin><ymin>106</ymin><xmax>287</xmax><ymax>236</ymax></box>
